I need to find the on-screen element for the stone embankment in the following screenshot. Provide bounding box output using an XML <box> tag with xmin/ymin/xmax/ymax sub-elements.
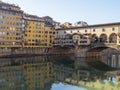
<box><xmin>0</xmin><ymin>47</ymin><xmax>75</xmax><ymax>57</ymax></box>
<box><xmin>0</xmin><ymin>46</ymin><xmax>119</xmax><ymax>59</ymax></box>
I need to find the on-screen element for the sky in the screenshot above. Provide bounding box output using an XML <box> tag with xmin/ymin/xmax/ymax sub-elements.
<box><xmin>2</xmin><ymin>0</ymin><xmax>120</xmax><ymax>25</ymax></box>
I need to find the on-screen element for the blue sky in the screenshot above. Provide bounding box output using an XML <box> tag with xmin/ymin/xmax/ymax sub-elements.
<box><xmin>3</xmin><ymin>0</ymin><xmax>120</xmax><ymax>25</ymax></box>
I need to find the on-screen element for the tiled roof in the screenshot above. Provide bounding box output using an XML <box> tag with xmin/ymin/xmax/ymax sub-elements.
<box><xmin>57</xmin><ymin>22</ymin><xmax>120</xmax><ymax>30</ymax></box>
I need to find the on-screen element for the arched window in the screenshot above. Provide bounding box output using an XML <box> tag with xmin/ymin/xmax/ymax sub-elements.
<box><xmin>99</xmin><ymin>34</ymin><xmax>107</xmax><ymax>43</ymax></box>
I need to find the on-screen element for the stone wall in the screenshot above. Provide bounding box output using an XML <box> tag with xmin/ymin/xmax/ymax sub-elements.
<box><xmin>0</xmin><ymin>47</ymin><xmax>75</xmax><ymax>57</ymax></box>
<box><xmin>0</xmin><ymin>46</ymin><xmax>119</xmax><ymax>59</ymax></box>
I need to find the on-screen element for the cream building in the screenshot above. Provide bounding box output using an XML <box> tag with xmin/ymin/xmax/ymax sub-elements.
<box><xmin>55</xmin><ymin>22</ymin><xmax>120</xmax><ymax>47</ymax></box>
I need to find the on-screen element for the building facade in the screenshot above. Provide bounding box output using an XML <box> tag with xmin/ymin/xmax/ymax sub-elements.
<box><xmin>72</xmin><ymin>33</ymin><xmax>91</xmax><ymax>45</ymax></box>
<box><xmin>0</xmin><ymin>1</ymin><xmax>23</xmax><ymax>48</ymax></box>
<box><xmin>62</xmin><ymin>22</ymin><xmax>72</xmax><ymax>28</ymax></box>
<box><xmin>1</xmin><ymin>1</ymin><xmax>120</xmax><ymax>50</ymax></box>
<box><xmin>0</xmin><ymin>1</ymin><xmax>55</xmax><ymax>49</ymax></box>
<box><xmin>23</xmin><ymin>14</ymin><xmax>55</xmax><ymax>48</ymax></box>
<box><xmin>45</xmin><ymin>26</ymin><xmax>55</xmax><ymax>47</ymax></box>
<box><xmin>23</xmin><ymin>14</ymin><xmax>46</xmax><ymax>48</ymax></box>
<box><xmin>55</xmin><ymin>22</ymin><xmax>120</xmax><ymax>47</ymax></box>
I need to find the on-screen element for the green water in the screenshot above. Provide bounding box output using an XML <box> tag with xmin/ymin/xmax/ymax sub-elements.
<box><xmin>0</xmin><ymin>55</ymin><xmax>119</xmax><ymax>90</ymax></box>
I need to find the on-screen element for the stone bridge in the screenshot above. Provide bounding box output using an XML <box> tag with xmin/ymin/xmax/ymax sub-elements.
<box><xmin>75</xmin><ymin>42</ymin><xmax>120</xmax><ymax>58</ymax></box>
<box><xmin>90</xmin><ymin>42</ymin><xmax>119</xmax><ymax>49</ymax></box>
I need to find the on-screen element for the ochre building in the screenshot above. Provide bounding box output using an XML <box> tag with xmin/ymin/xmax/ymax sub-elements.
<box><xmin>0</xmin><ymin>1</ymin><xmax>23</xmax><ymax>48</ymax></box>
<box><xmin>0</xmin><ymin>1</ymin><xmax>55</xmax><ymax>49</ymax></box>
<box><xmin>23</xmin><ymin>14</ymin><xmax>55</xmax><ymax>48</ymax></box>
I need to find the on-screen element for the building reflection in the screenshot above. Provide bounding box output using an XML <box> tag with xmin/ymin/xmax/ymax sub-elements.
<box><xmin>0</xmin><ymin>56</ymin><xmax>120</xmax><ymax>90</ymax></box>
<box><xmin>0</xmin><ymin>56</ymin><xmax>54</xmax><ymax>90</ymax></box>
<box><xmin>107</xmin><ymin>54</ymin><xmax>120</xmax><ymax>69</ymax></box>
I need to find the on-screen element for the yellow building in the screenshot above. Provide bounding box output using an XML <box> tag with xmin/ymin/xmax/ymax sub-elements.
<box><xmin>0</xmin><ymin>1</ymin><xmax>55</xmax><ymax>49</ymax></box>
<box><xmin>23</xmin><ymin>14</ymin><xmax>46</xmax><ymax>48</ymax></box>
<box><xmin>0</xmin><ymin>1</ymin><xmax>23</xmax><ymax>48</ymax></box>
<box><xmin>23</xmin><ymin>14</ymin><xmax>55</xmax><ymax>48</ymax></box>
<box><xmin>45</xmin><ymin>26</ymin><xmax>55</xmax><ymax>47</ymax></box>
<box><xmin>62</xmin><ymin>22</ymin><xmax>72</xmax><ymax>28</ymax></box>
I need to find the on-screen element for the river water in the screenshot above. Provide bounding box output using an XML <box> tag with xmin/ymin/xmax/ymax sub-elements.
<box><xmin>0</xmin><ymin>55</ymin><xmax>119</xmax><ymax>90</ymax></box>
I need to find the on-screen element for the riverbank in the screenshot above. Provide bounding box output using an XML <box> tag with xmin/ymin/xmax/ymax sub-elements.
<box><xmin>0</xmin><ymin>47</ymin><xmax>74</xmax><ymax>58</ymax></box>
<box><xmin>0</xmin><ymin>46</ymin><xmax>119</xmax><ymax>60</ymax></box>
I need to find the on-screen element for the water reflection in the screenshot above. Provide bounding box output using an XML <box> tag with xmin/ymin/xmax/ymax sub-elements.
<box><xmin>51</xmin><ymin>83</ymin><xmax>86</xmax><ymax>90</ymax></box>
<box><xmin>0</xmin><ymin>56</ymin><xmax>120</xmax><ymax>90</ymax></box>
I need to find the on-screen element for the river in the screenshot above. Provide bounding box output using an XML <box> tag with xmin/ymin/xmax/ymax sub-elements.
<box><xmin>0</xmin><ymin>55</ymin><xmax>119</xmax><ymax>90</ymax></box>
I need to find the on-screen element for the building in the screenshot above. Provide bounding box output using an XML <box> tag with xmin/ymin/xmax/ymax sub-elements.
<box><xmin>0</xmin><ymin>1</ymin><xmax>56</xmax><ymax>49</ymax></box>
<box><xmin>72</xmin><ymin>33</ymin><xmax>90</xmax><ymax>45</ymax></box>
<box><xmin>23</xmin><ymin>14</ymin><xmax>55</xmax><ymax>48</ymax></box>
<box><xmin>45</xmin><ymin>26</ymin><xmax>56</xmax><ymax>47</ymax></box>
<box><xmin>61</xmin><ymin>22</ymin><xmax>72</xmax><ymax>28</ymax></box>
<box><xmin>55</xmin><ymin>22</ymin><xmax>120</xmax><ymax>47</ymax></box>
<box><xmin>42</xmin><ymin>16</ymin><xmax>54</xmax><ymax>26</ymax></box>
<box><xmin>0</xmin><ymin>1</ymin><xmax>23</xmax><ymax>48</ymax></box>
<box><xmin>42</xmin><ymin>16</ymin><xmax>60</xmax><ymax>27</ymax></box>
<box><xmin>54</xmin><ymin>33</ymin><xmax>73</xmax><ymax>47</ymax></box>
<box><xmin>42</xmin><ymin>16</ymin><xmax>60</xmax><ymax>30</ymax></box>
<box><xmin>23</xmin><ymin>14</ymin><xmax>46</xmax><ymax>48</ymax></box>
<box><xmin>74</xmin><ymin>21</ymin><xmax>88</xmax><ymax>27</ymax></box>
<box><xmin>1</xmin><ymin>1</ymin><xmax>120</xmax><ymax>50</ymax></box>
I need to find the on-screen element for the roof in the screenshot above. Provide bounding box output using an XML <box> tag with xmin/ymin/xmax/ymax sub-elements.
<box><xmin>0</xmin><ymin>1</ymin><xmax>23</xmax><ymax>13</ymax></box>
<box><xmin>56</xmin><ymin>22</ymin><xmax>120</xmax><ymax>30</ymax></box>
<box><xmin>0</xmin><ymin>1</ymin><xmax>20</xmax><ymax>9</ymax></box>
<box><xmin>24</xmin><ymin>13</ymin><xmax>40</xmax><ymax>18</ymax></box>
<box><xmin>23</xmin><ymin>13</ymin><xmax>45</xmax><ymax>22</ymax></box>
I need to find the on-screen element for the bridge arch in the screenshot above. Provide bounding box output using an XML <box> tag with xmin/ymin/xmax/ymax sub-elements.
<box><xmin>109</xmin><ymin>33</ymin><xmax>117</xmax><ymax>43</ymax></box>
<box><xmin>91</xmin><ymin>34</ymin><xmax>98</xmax><ymax>43</ymax></box>
<box><xmin>66</xmin><ymin>34</ymin><xmax>73</xmax><ymax>39</ymax></box>
<box><xmin>99</xmin><ymin>33</ymin><xmax>107</xmax><ymax>43</ymax></box>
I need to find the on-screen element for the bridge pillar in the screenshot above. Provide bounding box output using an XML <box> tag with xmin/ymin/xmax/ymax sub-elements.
<box><xmin>75</xmin><ymin>46</ymin><xmax>89</xmax><ymax>57</ymax></box>
<box><xmin>107</xmin><ymin>38</ymin><xmax>110</xmax><ymax>43</ymax></box>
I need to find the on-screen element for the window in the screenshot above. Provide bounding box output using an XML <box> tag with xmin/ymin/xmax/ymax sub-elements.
<box><xmin>93</xmin><ymin>29</ymin><xmax>95</xmax><ymax>32</ymax></box>
<box><xmin>102</xmin><ymin>28</ymin><xmax>105</xmax><ymax>32</ymax></box>
<box><xmin>112</xmin><ymin>27</ymin><xmax>115</xmax><ymax>31</ymax></box>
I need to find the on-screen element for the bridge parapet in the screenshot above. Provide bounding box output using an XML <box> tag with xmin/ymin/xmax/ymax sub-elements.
<box><xmin>91</xmin><ymin>43</ymin><xmax>118</xmax><ymax>49</ymax></box>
